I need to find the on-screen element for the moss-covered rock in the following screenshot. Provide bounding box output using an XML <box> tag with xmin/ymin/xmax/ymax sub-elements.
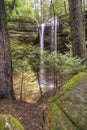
<box><xmin>49</xmin><ymin>72</ymin><xmax>87</xmax><ymax>130</ymax></box>
<box><xmin>0</xmin><ymin>114</ymin><xmax>24</xmax><ymax>130</ymax></box>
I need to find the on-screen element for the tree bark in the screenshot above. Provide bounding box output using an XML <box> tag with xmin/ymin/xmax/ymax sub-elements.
<box><xmin>68</xmin><ymin>0</ymin><xmax>85</xmax><ymax>58</ymax></box>
<box><xmin>0</xmin><ymin>0</ymin><xmax>15</xmax><ymax>99</ymax></box>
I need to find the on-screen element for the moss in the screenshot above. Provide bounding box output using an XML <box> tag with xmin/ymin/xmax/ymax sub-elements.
<box><xmin>49</xmin><ymin>72</ymin><xmax>87</xmax><ymax>103</ymax></box>
<box><xmin>58</xmin><ymin>72</ymin><xmax>87</xmax><ymax>101</ymax></box>
<box><xmin>0</xmin><ymin>114</ymin><xmax>24</xmax><ymax>130</ymax></box>
<box><xmin>49</xmin><ymin>102</ymin><xmax>59</xmax><ymax>130</ymax></box>
<box><xmin>49</xmin><ymin>101</ymin><xmax>78</xmax><ymax>130</ymax></box>
<box><xmin>63</xmin><ymin>72</ymin><xmax>87</xmax><ymax>91</ymax></box>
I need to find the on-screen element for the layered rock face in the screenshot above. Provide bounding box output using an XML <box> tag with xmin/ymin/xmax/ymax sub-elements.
<box><xmin>49</xmin><ymin>72</ymin><xmax>87</xmax><ymax>130</ymax></box>
<box><xmin>39</xmin><ymin>21</ymin><xmax>68</xmax><ymax>52</ymax></box>
<box><xmin>8</xmin><ymin>21</ymin><xmax>38</xmax><ymax>44</ymax></box>
<box><xmin>8</xmin><ymin>21</ymin><xmax>68</xmax><ymax>53</ymax></box>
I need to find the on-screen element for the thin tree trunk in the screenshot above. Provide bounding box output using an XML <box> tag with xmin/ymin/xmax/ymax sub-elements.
<box><xmin>20</xmin><ymin>72</ymin><xmax>24</xmax><ymax>101</ymax></box>
<box><xmin>37</xmin><ymin>71</ymin><xmax>43</xmax><ymax>97</ymax></box>
<box><xmin>11</xmin><ymin>0</ymin><xmax>16</xmax><ymax>11</ymax></box>
<box><xmin>64</xmin><ymin>0</ymin><xmax>67</xmax><ymax>14</ymax></box>
<box><xmin>0</xmin><ymin>0</ymin><xmax>15</xmax><ymax>99</ymax></box>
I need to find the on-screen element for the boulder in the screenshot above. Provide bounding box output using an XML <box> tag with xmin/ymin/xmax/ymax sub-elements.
<box><xmin>0</xmin><ymin>114</ymin><xmax>24</xmax><ymax>130</ymax></box>
<box><xmin>49</xmin><ymin>72</ymin><xmax>87</xmax><ymax>130</ymax></box>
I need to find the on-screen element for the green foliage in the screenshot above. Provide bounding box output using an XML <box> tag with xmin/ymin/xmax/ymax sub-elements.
<box><xmin>5</xmin><ymin>0</ymin><xmax>13</xmax><ymax>13</ymax></box>
<box><xmin>11</xmin><ymin>43</ymin><xmax>39</xmax><ymax>100</ymax></box>
<box><xmin>15</xmin><ymin>3</ymin><xmax>36</xmax><ymax>22</ymax></box>
<box><xmin>11</xmin><ymin>43</ymin><xmax>40</xmax><ymax>75</ymax></box>
<box><xmin>11</xmin><ymin>43</ymin><xmax>29</xmax><ymax>74</ymax></box>
<box><xmin>11</xmin><ymin>43</ymin><xmax>86</xmax><ymax>89</ymax></box>
<box><xmin>27</xmin><ymin>45</ymin><xmax>86</xmax><ymax>87</ymax></box>
<box><xmin>50</xmin><ymin>0</ymin><xmax>69</xmax><ymax>16</ymax></box>
<box><xmin>41</xmin><ymin>1</ymin><xmax>50</xmax><ymax>21</ymax></box>
<box><xmin>5</xmin><ymin>0</ymin><xmax>70</xmax><ymax>23</ymax></box>
<box><xmin>28</xmin><ymin>45</ymin><xmax>40</xmax><ymax>72</ymax></box>
<box><xmin>43</xmin><ymin>51</ymin><xmax>86</xmax><ymax>75</ymax></box>
<box><xmin>5</xmin><ymin>0</ymin><xmax>37</xmax><ymax>22</ymax></box>
<box><xmin>5</xmin><ymin>0</ymin><xmax>69</xmax><ymax>22</ymax></box>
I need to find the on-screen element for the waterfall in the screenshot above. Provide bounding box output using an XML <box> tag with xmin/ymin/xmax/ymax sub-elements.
<box><xmin>49</xmin><ymin>17</ymin><xmax>59</xmax><ymax>51</ymax></box>
<box><xmin>51</xmin><ymin>23</ymin><xmax>54</xmax><ymax>50</ymax></box>
<box><xmin>39</xmin><ymin>23</ymin><xmax>46</xmax><ymax>88</ymax></box>
<box><xmin>40</xmin><ymin>23</ymin><xmax>45</xmax><ymax>56</ymax></box>
<box><xmin>47</xmin><ymin>17</ymin><xmax>59</xmax><ymax>88</ymax></box>
<box><xmin>39</xmin><ymin>17</ymin><xmax>59</xmax><ymax>88</ymax></box>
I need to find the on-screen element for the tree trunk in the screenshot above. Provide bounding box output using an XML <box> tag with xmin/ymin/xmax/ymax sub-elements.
<box><xmin>37</xmin><ymin>71</ymin><xmax>43</xmax><ymax>97</ymax></box>
<box><xmin>0</xmin><ymin>0</ymin><xmax>15</xmax><ymax>99</ymax></box>
<box><xmin>68</xmin><ymin>0</ymin><xmax>85</xmax><ymax>58</ymax></box>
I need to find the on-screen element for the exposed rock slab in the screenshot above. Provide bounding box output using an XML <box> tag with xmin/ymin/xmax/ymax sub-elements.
<box><xmin>49</xmin><ymin>72</ymin><xmax>87</xmax><ymax>130</ymax></box>
<box><xmin>8</xmin><ymin>21</ymin><xmax>68</xmax><ymax>53</ymax></box>
<box><xmin>8</xmin><ymin>21</ymin><xmax>38</xmax><ymax>44</ymax></box>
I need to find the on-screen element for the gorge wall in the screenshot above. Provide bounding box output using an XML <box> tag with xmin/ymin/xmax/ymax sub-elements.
<box><xmin>8</xmin><ymin>21</ymin><xmax>68</xmax><ymax>53</ymax></box>
<box><xmin>8</xmin><ymin>21</ymin><xmax>38</xmax><ymax>44</ymax></box>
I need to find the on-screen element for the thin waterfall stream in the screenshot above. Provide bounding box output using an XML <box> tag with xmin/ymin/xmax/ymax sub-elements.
<box><xmin>39</xmin><ymin>23</ymin><xmax>46</xmax><ymax>88</ymax></box>
<box><xmin>39</xmin><ymin>17</ymin><xmax>59</xmax><ymax>89</ymax></box>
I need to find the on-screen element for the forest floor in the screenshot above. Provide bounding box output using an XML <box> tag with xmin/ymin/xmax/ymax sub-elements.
<box><xmin>0</xmin><ymin>88</ymin><xmax>59</xmax><ymax>130</ymax></box>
